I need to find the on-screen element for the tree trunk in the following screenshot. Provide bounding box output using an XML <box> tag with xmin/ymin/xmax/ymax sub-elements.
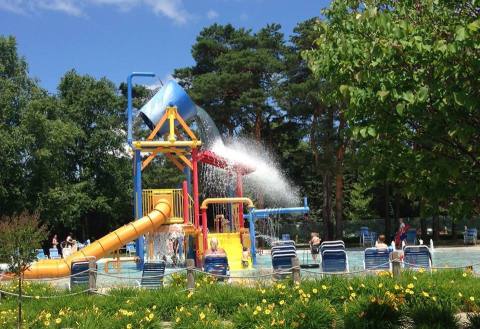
<box><xmin>335</xmin><ymin>145</ymin><xmax>345</xmax><ymax>240</ymax></box>
<box><xmin>420</xmin><ymin>217</ymin><xmax>427</xmax><ymax>241</ymax></box>
<box><xmin>433</xmin><ymin>212</ymin><xmax>440</xmax><ymax>241</ymax></box>
<box><xmin>451</xmin><ymin>218</ymin><xmax>456</xmax><ymax>240</ymax></box>
<box><xmin>322</xmin><ymin>172</ymin><xmax>333</xmax><ymax>240</ymax></box>
<box><xmin>394</xmin><ymin>192</ymin><xmax>400</xmax><ymax>227</ymax></box>
<box><xmin>17</xmin><ymin>272</ymin><xmax>22</xmax><ymax>329</ymax></box>
<box><xmin>254</xmin><ymin>109</ymin><xmax>262</xmax><ymax>141</ymax></box>
<box><xmin>384</xmin><ymin>182</ymin><xmax>391</xmax><ymax>241</ymax></box>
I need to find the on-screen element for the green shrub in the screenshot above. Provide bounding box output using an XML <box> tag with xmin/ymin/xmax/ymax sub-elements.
<box><xmin>407</xmin><ymin>298</ymin><xmax>459</xmax><ymax>329</ymax></box>
<box><xmin>344</xmin><ymin>295</ymin><xmax>404</xmax><ymax>329</ymax></box>
<box><xmin>172</xmin><ymin>305</ymin><xmax>232</xmax><ymax>329</ymax></box>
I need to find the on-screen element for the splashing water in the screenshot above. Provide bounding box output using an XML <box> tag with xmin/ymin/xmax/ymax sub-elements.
<box><xmin>208</xmin><ymin>138</ymin><xmax>301</xmax><ymax>207</ymax></box>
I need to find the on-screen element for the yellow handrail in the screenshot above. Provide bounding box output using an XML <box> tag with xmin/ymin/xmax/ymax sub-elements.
<box><xmin>200</xmin><ymin>197</ymin><xmax>254</xmax><ymax>210</ymax></box>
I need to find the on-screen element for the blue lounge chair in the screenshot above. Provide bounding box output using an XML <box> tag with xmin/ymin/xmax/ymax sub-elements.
<box><xmin>126</xmin><ymin>242</ymin><xmax>136</xmax><ymax>256</ymax></box>
<box><xmin>36</xmin><ymin>249</ymin><xmax>47</xmax><ymax>260</ymax></box>
<box><xmin>204</xmin><ymin>256</ymin><xmax>229</xmax><ymax>280</ymax></box>
<box><xmin>69</xmin><ymin>260</ymin><xmax>96</xmax><ymax>290</ymax></box>
<box><xmin>360</xmin><ymin>227</ymin><xmax>376</xmax><ymax>246</ymax></box>
<box><xmin>139</xmin><ymin>261</ymin><xmax>166</xmax><ymax>288</ymax></box>
<box><xmin>49</xmin><ymin>248</ymin><xmax>61</xmax><ymax>259</ymax></box>
<box><xmin>406</xmin><ymin>229</ymin><xmax>417</xmax><ymax>245</ymax></box>
<box><xmin>271</xmin><ymin>241</ymin><xmax>296</xmax><ymax>278</ymax></box>
<box><xmin>321</xmin><ymin>250</ymin><xmax>349</xmax><ymax>273</ymax></box>
<box><xmin>364</xmin><ymin>247</ymin><xmax>392</xmax><ymax>271</ymax></box>
<box><xmin>464</xmin><ymin>228</ymin><xmax>477</xmax><ymax>245</ymax></box>
<box><xmin>403</xmin><ymin>246</ymin><xmax>431</xmax><ymax>270</ymax></box>
<box><xmin>320</xmin><ymin>241</ymin><xmax>345</xmax><ymax>254</ymax></box>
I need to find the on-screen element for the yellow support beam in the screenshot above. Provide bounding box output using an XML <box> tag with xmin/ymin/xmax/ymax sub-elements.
<box><xmin>200</xmin><ymin>197</ymin><xmax>255</xmax><ymax>210</ymax></box>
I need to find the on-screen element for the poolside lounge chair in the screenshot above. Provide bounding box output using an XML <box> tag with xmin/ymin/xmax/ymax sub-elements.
<box><xmin>271</xmin><ymin>241</ymin><xmax>297</xmax><ymax>278</ymax></box>
<box><xmin>138</xmin><ymin>261</ymin><xmax>166</xmax><ymax>288</ymax></box>
<box><xmin>126</xmin><ymin>242</ymin><xmax>136</xmax><ymax>256</ymax></box>
<box><xmin>403</xmin><ymin>246</ymin><xmax>431</xmax><ymax>270</ymax></box>
<box><xmin>49</xmin><ymin>248</ymin><xmax>61</xmax><ymax>259</ymax></box>
<box><xmin>36</xmin><ymin>249</ymin><xmax>47</xmax><ymax>260</ymax></box>
<box><xmin>360</xmin><ymin>227</ymin><xmax>377</xmax><ymax>247</ymax></box>
<box><xmin>320</xmin><ymin>241</ymin><xmax>346</xmax><ymax>254</ymax></box>
<box><xmin>364</xmin><ymin>247</ymin><xmax>391</xmax><ymax>271</ymax></box>
<box><xmin>321</xmin><ymin>249</ymin><xmax>349</xmax><ymax>273</ymax></box>
<box><xmin>406</xmin><ymin>229</ymin><xmax>417</xmax><ymax>245</ymax></box>
<box><xmin>69</xmin><ymin>260</ymin><xmax>96</xmax><ymax>290</ymax></box>
<box><xmin>204</xmin><ymin>255</ymin><xmax>229</xmax><ymax>281</ymax></box>
<box><xmin>464</xmin><ymin>228</ymin><xmax>477</xmax><ymax>245</ymax></box>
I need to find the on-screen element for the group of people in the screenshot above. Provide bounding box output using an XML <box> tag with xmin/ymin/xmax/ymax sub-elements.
<box><xmin>307</xmin><ymin>219</ymin><xmax>409</xmax><ymax>261</ymax></box>
<box><xmin>51</xmin><ymin>232</ymin><xmax>90</xmax><ymax>258</ymax></box>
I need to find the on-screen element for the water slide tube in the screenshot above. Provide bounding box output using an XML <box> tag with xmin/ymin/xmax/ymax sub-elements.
<box><xmin>23</xmin><ymin>199</ymin><xmax>171</xmax><ymax>279</ymax></box>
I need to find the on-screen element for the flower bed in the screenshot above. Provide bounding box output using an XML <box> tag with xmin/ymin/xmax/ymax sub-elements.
<box><xmin>0</xmin><ymin>270</ymin><xmax>479</xmax><ymax>328</ymax></box>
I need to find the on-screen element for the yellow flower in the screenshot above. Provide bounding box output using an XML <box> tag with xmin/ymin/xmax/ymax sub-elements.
<box><xmin>394</xmin><ymin>284</ymin><xmax>401</xmax><ymax>290</ymax></box>
<box><xmin>35</xmin><ymin>296</ymin><xmax>40</xmax><ymax>300</ymax></box>
<box><xmin>458</xmin><ymin>292</ymin><xmax>463</xmax><ymax>297</ymax></box>
<box><xmin>463</xmin><ymin>273</ymin><xmax>467</xmax><ymax>277</ymax></box>
<box><xmin>148</xmin><ymin>313</ymin><xmax>154</xmax><ymax>320</ymax></box>
<box><xmin>175</xmin><ymin>317</ymin><xmax>180</xmax><ymax>323</ymax></box>
<box><xmin>350</xmin><ymin>292</ymin><xmax>356</xmax><ymax>298</ymax></box>
<box><xmin>187</xmin><ymin>292</ymin><xmax>193</xmax><ymax>299</ymax></box>
<box><xmin>418</xmin><ymin>268</ymin><xmax>425</xmax><ymax>273</ymax></box>
<box><xmin>378</xmin><ymin>283</ymin><xmax>383</xmax><ymax>288</ymax></box>
<box><xmin>199</xmin><ymin>312</ymin><xmax>206</xmax><ymax>320</ymax></box>
<box><xmin>55</xmin><ymin>318</ymin><xmax>61</xmax><ymax>324</ymax></box>
<box><xmin>348</xmin><ymin>286</ymin><xmax>353</xmax><ymax>291</ymax></box>
<box><xmin>470</xmin><ymin>296</ymin><xmax>475</xmax><ymax>302</ymax></box>
<box><xmin>422</xmin><ymin>291</ymin><xmax>429</xmax><ymax>298</ymax></box>
<box><xmin>264</xmin><ymin>309</ymin><xmax>271</xmax><ymax>315</ymax></box>
<box><xmin>322</xmin><ymin>285</ymin><xmax>327</xmax><ymax>290</ymax></box>
<box><xmin>45</xmin><ymin>313</ymin><xmax>51</xmax><ymax>319</ymax></box>
<box><xmin>360</xmin><ymin>283</ymin><xmax>365</xmax><ymax>288</ymax></box>
<box><xmin>312</xmin><ymin>288</ymin><xmax>318</xmax><ymax>294</ymax></box>
<box><xmin>256</xmin><ymin>306</ymin><xmax>262</xmax><ymax>312</ymax></box>
<box><xmin>413</xmin><ymin>276</ymin><xmax>417</xmax><ymax>280</ymax></box>
<box><xmin>152</xmin><ymin>305</ymin><xmax>157</xmax><ymax>310</ymax></box>
<box><xmin>432</xmin><ymin>296</ymin><xmax>437</xmax><ymax>301</ymax></box>
<box><xmin>126</xmin><ymin>324</ymin><xmax>132</xmax><ymax>329</ymax></box>
<box><xmin>262</xmin><ymin>299</ymin><xmax>267</xmax><ymax>303</ymax></box>
<box><xmin>407</xmin><ymin>283</ymin><xmax>414</xmax><ymax>289</ymax></box>
<box><xmin>253</xmin><ymin>310</ymin><xmax>258</xmax><ymax>316</ymax></box>
<box><xmin>44</xmin><ymin>321</ymin><xmax>50</xmax><ymax>326</ymax></box>
<box><xmin>279</xmin><ymin>300</ymin><xmax>285</xmax><ymax>305</ymax></box>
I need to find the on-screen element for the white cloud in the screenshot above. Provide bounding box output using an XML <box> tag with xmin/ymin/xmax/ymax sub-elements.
<box><xmin>0</xmin><ymin>0</ymin><xmax>83</xmax><ymax>16</ymax></box>
<box><xmin>206</xmin><ymin>9</ymin><xmax>218</xmax><ymax>20</ymax></box>
<box><xmin>0</xmin><ymin>0</ymin><xmax>191</xmax><ymax>24</ymax></box>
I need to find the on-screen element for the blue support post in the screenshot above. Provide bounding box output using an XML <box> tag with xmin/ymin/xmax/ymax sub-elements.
<box><xmin>248</xmin><ymin>211</ymin><xmax>257</xmax><ymax>265</ymax></box>
<box><xmin>127</xmin><ymin>72</ymin><xmax>155</xmax><ymax>270</ymax></box>
<box><xmin>134</xmin><ymin>150</ymin><xmax>144</xmax><ymax>269</ymax></box>
<box><xmin>127</xmin><ymin>72</ymin><xmax>155</xmax><ymax>146</ymax></box>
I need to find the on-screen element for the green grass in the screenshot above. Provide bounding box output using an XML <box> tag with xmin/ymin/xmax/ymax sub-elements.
<box><xmin>0</xmin><ymin>270</ymin><xmax>479</xmax><ymax>328</ymax></box>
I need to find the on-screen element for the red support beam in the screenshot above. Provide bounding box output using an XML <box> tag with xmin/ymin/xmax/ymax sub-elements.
<box><xmin>192</xmin><ymin>149</ymin><xmax>200</xmax><ymax>229</ymax></box>
<box><xmin>236</xmin><ymin>172</ymin><xmax>244</xmax><ymax>230</ymax></box>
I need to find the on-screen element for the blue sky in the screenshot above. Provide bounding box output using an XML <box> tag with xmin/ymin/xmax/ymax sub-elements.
<box><xmin>0</xmin><ymin>0</ymin><xmax>329</xmax><ymax>93</ymax></box>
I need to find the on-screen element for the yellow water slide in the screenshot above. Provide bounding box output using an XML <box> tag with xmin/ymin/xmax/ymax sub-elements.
<box><xmin>24</xmin><ymin>199</ymin><xmax>171</xmax><ymax>279</ymax></box>
<box><xmin>208</xmin><ymin>233</ymin><xmax>251</xmax><ymax>271</ymax></box>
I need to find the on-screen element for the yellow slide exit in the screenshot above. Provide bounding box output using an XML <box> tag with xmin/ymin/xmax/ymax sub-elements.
<box><xmin>208</xmin><ymin>232</ymin><xmax>251</xmax><ymax>271</ymax></box>
<box><xmin>24</xmin><ymin>199</ymin><xmax>171</xmax><ymax>279</ymax></box>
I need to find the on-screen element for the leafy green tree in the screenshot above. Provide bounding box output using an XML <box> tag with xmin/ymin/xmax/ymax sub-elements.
<box><xmin>0</xmin><ymin>212</ymin><xmax>48</xmax><ymax>329</ymax></box>
<box><xmin>305</xmin><ymin>0</ymin><xmax>480</xmax><ymax>237</ymax></box>
<box><xmin>0</xmin><ymin>36</ymin><xmax>44</xmax><ymax>215</ymax></box>
<box><xmin>174</xmin><ymin>23</ymin><xmax>287</xmax><ymax>141</ymax></box>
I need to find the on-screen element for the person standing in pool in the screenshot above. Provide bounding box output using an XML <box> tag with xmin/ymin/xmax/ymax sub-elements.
<box><xmin>309</xmin><ymin>233</ymin><xmax>321</xmax><ymax>262</ymax></box>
